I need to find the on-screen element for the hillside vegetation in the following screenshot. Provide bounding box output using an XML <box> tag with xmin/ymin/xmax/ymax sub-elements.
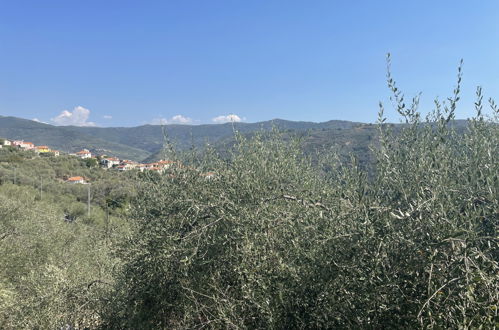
<box><xmin>0</xmin><ymin>149</ymin><xmax>136</xmax><ymax>328</ymax></box>
<box><xmin>0</xmin><ymin>116</ymin><xmax>365</xmax><ymax>162</ymax></box>
<box><xmin>0</xmin><ymin>114</ymin><xmax>468</xmax><ymax>169</ymax></box>
<box><xmin>1</xmin><ymin>63</ymin><xmax>498</xmax><ymax>328</ymax></box>
<box><xmin>0</xmin><ymin>117</ymin><xmax>150</xmax><ymax>161</ymax></box>
<box><xmin>102</xmin><ymin>81</ymin><xmax>498</xmax><ymax>328</ymax></box>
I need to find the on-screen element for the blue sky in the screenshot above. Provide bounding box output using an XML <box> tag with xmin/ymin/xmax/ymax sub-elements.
<box><xmin>1</xmin><ymin>1</ymin><xmax>498</xmax><ymax>126</ymax></box>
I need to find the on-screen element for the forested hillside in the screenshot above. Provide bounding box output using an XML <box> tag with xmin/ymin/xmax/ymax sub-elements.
<box><xmin>0</xmin><ymin>116</ymin><xmax>363</xmax><ymax>161</ymax></box>
<box><xmin>1</xmin><ymin>115</ymin><xmax>469</xmax><ymax>170</ymax></box>
<box><xmin>0</xmin><ymin>148</ymin><xmax>136</xmax><ymax>328</ymax></box>
<box><xmin>0</xmin><ymin>116</ymin><xmax>149</xmax><ymax>160</ymax></box>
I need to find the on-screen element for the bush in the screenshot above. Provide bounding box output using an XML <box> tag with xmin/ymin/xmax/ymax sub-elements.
<box><xmin>0</xmin><ymin>184</ymin><xmax>117</xmax><ymax>328</ymax></box>
<box><xmin>101</xmin><ymin>60</ymin><xmax>498</xmax><ymax>328</ymax></box>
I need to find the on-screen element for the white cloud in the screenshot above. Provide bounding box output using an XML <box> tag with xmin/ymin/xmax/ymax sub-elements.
<box><xmin>51</xmin><ymin>106</ymin><xmax>96</xmax><ymax>126</ymax></box>
<box><xmin>103</xmin><ymin>115</ymin><xmax>112</xmax><ymax>119</ymax></box>
<box><xmin>212</xmin><ymin>114</ymin><xmax>243</xmax><ymax>124</ymax></box>
<box><xmin>169</xmin><ymin>114</ymin><xmax>192</xmax><ymax>124</ymax></box>
<box><xmin>32</xmin><ymin>118</ymin><xmax>48</xmax><ymax>124</ymax></box>
<box><xmin>150</xmin><ymin>114</ymin><xmax>192</xmax><ymax>125</ymax></box>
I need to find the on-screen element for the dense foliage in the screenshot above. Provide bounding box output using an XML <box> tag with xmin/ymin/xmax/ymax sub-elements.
<box><xmin>0</xmin><ymin>152</ymin><xmax>132</xmax><ymax>328</ymax></box>
<box><xmin>101</xmin><ymin>64</ymin><xmax>498</xmax><ymax>328</ymax></box>
<box><xmin>1</xmin><ymin>62</ymin><xmax>497</xmax><ymax>328</ymax></box>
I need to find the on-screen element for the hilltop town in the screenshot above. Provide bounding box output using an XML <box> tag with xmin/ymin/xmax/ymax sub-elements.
<box><xmin>0</xmin><ymin>137</ymin><xmax>175</xmax><ymax>177</ymax></box>
<box><xmin>0</xmin><ymin>137</ymin><xmax>214</xmax><ymax>184</ymax></box>
<box><xmin>0</xmin><ymin>139</ymin><xmax>61</xmax><ymax>156</ymax></box>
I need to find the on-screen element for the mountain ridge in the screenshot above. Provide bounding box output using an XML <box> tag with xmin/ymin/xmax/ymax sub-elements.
<box><xmin>0</xmin><ymin>115</ymin><xmax>470</xmax><ymax>163</ymax></box>
<box><xmin>0</xmin><ymin>115</ymin><xmax>363</xmax><ymax>161</ymax></box>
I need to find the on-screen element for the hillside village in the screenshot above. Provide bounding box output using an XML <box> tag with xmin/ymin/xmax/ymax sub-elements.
<box><xmin>0</xmin><ymin>137</ymin><xmax>194</xmax><ymax>183</ymax></box>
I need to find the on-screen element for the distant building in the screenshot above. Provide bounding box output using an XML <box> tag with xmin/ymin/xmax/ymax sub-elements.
<box><xmin>117</xmin><ymin>163</ymin><xmax>136</xmax><ymax>171</ymax></box>
<box><xmin>143</xmin><ymin>160</ymin><xmax>175</xmax><ymax>171</ymax></box>
<box><xmin>101</xmin><ymin>157</ymin><xmax>120</xmax><ymax>168</ymax></box>
<box><xmin>75</xmin><ymin>149</ymin><xmax>92</xmax><ymax>159</ymax></box>
<box><xmin>0</xmin><ymin>139</ymin><xmax>11</xmax><ymax>146</ymax></box>
<box><xmin>12</xmin><ymin>140</ymin><xmax>34</xmax><ymax>150</ymax></box>
<box><xmin>66</xmin><ymin>176</ymin><xmax>86</xmax><ymax>184</ymax></box>
<box><xmin>156</xmin><ymin>160</ymin><xmax>175</xmax><ymax>169</ymax></box>
<box><xmin>143</xmin><ymin>163</ymin><xmax>156</xmax><ymax>170</ymax></box>
<box><xmin>35</xmin><ymin>145</ymin><xmax>51</xmax><ymax>153</ymax></box>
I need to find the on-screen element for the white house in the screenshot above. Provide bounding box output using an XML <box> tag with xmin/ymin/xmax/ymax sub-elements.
<box><xmin>116</xmin><ymin>163</ymin><xmax>135</xmax><ymax>171</ymax></box>
<box><xmin>75</xmin><ymin>149</ymin><xmax>92</xmax><ymax>159</ymax></box>
<box><xmin>12</xmin><ymin>140</ymin><xmax>35</xmax><ymax>150</ymax></box>
<box><xmin>0</xmin><ymin>139</ymin><xmax>11</xmax><ymax>146</ymax></box>
<box><xmin>101</xmin><ymin>157</ymin><xmax>120</xmax><ymax>168</ymax></box>
<box><xmin>66</xmin><ymin>176</ymin><xmax>86</xmax><ymax>184</ymax></box>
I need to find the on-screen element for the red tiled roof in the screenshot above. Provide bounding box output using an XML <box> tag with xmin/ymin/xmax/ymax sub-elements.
<box><xmin>67</xmin><ymin>176</ymin><xmax>84</xmax><ymax>182</ymax></box>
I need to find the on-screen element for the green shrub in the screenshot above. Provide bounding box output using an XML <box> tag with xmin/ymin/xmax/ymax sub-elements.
<box><xmin>102</xmin><ymin>58</ymin><xmax>498</xmax><ymax>328</ymax></box>
<box><xmin>0</xmin><ymin>184</ymin><xmax>118</xmax><ymax>328</ymax></box>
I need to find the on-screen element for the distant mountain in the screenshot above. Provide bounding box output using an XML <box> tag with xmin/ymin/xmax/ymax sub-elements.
<box><xmin>136</xmin><ymin>121</ymin><xmax>377</xmax><ymax>164</ymax></box>
<box><xmin>0</xmin><ymin>116</ymin><xmax>150</xmax><ymax>160</ymax></box>
<box><xmin>69</xmin><ymin>119</ymin><xmax>361</xmax><ymax>153</ymax></box>
<box><xmin>0</xmin><ymin>115</ymin><xmax>471</xmax><ymax>164</ymax></box>
<box><xmin>0</xmin><ymin>116</ymin><xmax>362</xmax><ymax>161</ymax></box>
